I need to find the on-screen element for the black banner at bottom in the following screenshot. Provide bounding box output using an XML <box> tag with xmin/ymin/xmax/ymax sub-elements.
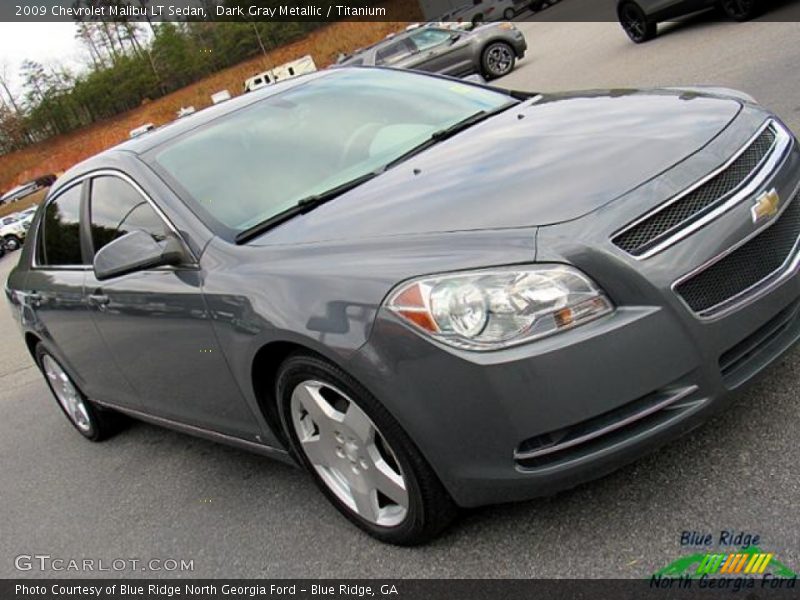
<box><xmin>3</xmin><ymin>579</ymin><xmax>799</xmax><ymax>600</ymax></box>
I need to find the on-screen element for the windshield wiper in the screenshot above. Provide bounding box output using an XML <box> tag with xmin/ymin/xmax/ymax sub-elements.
<box><xmin>235</xmin><ymin>171</ymin><xmax>379</xmax><ymax>244</ymax></box>
<box><xmin>383</xmin><ymin>102</ymin><xmax>518</xmax><ymax>170</ymax></box>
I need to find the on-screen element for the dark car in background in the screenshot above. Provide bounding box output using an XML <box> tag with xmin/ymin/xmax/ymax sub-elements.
<box><xmin>618</xmin><ymin>0</ymin><xmax>763</xmax><ymax>42</ymax></box>
<box><xmin>6</xmin><ymin>68</ymin><xmax>800</xmax><ymax>545</ymax></box>
<box><xmin>337</xmin><ymin>23</ymin><xmax>526</xmax><ymax>79</ymax></box>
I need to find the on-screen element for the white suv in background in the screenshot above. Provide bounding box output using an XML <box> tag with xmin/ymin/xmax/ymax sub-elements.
<box><xmin>0</xmin><ymin>214</ymin><xmax>28</xmax><ymax>251</ymax></box>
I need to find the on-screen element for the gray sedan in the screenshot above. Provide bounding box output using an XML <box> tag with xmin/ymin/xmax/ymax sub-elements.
<box><xmin>6</xmin><ymin>68</ymin><xmax>800</xmax><ymax>545</ymax></box>
<box><xmin>337</xmin><ymin>23</ymin><xmax>527</xmax><ymax>79</ymax></box>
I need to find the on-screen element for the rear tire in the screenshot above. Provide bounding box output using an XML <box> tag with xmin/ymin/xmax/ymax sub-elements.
<box><xmin>718</xmin><ymin>0</ymin><xmax>761</xmax><ymax>21</ymax></box>
<box><xmin>618</xmin><ymin>2</ymin><xmax>657</xmax><ymax>43</ymax></box>
<box><xmin>35</xmin><ymin>344</ymin><xmax>125</xmax><ymax>441</ymax></box>
<box><xmin>276</xmin><ymin>353</ymin><xmax>457</xmax><ymax>545</ymax></box>
<box><xmin>503</xmin><ymin>7</ymin><xmax>515</xmax><ymax>20</ymax></box>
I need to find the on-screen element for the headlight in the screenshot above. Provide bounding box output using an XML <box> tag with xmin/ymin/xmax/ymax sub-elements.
<box><xmin>386</xmin><ymin>265</ymin><xmax>613</xmax><ymax>350</ymax></box>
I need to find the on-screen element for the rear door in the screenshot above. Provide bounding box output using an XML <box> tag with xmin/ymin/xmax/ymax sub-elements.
<box><xmin>24</xmin><ymin>181</ymin><xmax>136</xmax><ymax>404</ymax></box>
<box><xmin>374</xmin><ymin>38</ymin><xmax>418</xmax><ymax>68</ymax></box>
<box><xmin>83</xmin><ymin>173</ymin><xmax>260</xmax><ymax>439</ymax></box>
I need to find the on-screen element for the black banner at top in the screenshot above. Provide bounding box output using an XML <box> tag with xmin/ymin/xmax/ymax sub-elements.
<box><xmin>3</xmin><ymin>0</ymin><xmax>800</xmax><ymax>23</ymax></box>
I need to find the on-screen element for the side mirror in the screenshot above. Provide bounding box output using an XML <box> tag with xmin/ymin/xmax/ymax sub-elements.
<box><xmin>93</xmin><ymin>230</ymin><xmax>187</xmax><ymax>281</ymax></box>
<box><xmin>449</xmin><ymin>33</ymin><xmax>462</xmax><ymax>43</ymax></box>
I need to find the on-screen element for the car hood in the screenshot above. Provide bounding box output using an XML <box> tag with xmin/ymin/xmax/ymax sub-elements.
<box><xmin>252</xmin><ymin>89</ymin><xmax>742</xmax><ymax>245</ymax></box>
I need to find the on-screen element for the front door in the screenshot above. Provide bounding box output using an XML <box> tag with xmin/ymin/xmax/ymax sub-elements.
<box><xmin>25</xmin><ymin>180</ymin><xmax>137</xmax><ymax>406</ymax></box>
<box><xmin>407</xmin><ymin>29</ymin><xmax>473</xmax><ymax>76</ymax></box>
<box><xmin>83</xmin><ymin>173</ymin><xmax>260</xmax><ymax>439</ymax></box>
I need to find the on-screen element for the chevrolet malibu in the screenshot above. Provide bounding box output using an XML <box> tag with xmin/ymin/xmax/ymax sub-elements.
<box><xmin>6</xmin><ymin>69</ymin><xmax>800</xmax><ymax>545</ymax></box>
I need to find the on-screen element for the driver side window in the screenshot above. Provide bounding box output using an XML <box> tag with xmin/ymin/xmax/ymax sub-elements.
<box><xmin>409</xmin><ymin>29</ymin><xmax>453</xmax><ymax>52</ymax></box>
<box><xmin>89</xmin><ymin>176</ymin><xmax>170</xmax><ymax>256</ymax></box>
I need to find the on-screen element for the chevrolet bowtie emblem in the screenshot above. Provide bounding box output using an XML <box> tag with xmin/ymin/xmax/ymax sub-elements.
<box><xmin>751</xmin><ymin>188</ymin><xmax>781</xmax><ymax>224</ymax></box>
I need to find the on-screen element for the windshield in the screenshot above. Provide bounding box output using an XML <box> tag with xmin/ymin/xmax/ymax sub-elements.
<box><xmin>150</xmin><ymin>69</ymin><xmax>515</xmax><ymax>239</ymax></box>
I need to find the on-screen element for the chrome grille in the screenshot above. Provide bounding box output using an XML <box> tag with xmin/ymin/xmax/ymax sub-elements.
<box><xmin>614</xmin><ymin>124</ymin><xmax>779</xmax><ymax>256</ymax></box>
<box><xmin>675</xmin><ymin>191</ymin><xmax>800</xmax><ymax>315</ymax></box>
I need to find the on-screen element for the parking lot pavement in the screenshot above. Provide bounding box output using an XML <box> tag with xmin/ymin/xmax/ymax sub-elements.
<box><xmin>2</xmin><ymin>17</ymin><xmax>800</xmax><ymax>579</ymax></box>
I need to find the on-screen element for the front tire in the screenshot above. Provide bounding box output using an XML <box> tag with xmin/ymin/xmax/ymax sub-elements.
<box><xmin>481</xmin><ymin>41</ymin><xmax>516</xmax><ymax>79</ymax></box>
<box><xmin>718</xmin><ymin>0</ymin><xmax>760</xmax><ymax>21</ymax></box>
<box><xmin>276</xmin><ymin>353</ymin><xmax>457</xmax><ymax>545</ymax></box>
<box><xmin>36</xmin><ymin>344</ymin><xmax>124</xmax><ymax>441</ymax></box>
<box><xmin>4</xmin><ymin>235</ymin><xmax>21</xmax><ymax>251</ymax></box>
<box><xmin>618</xmin><ymin>2</ymin><xmax>657</xmax><ymax>43</ymax></box>
<box><xmin>503</xmin><ymin>7</ymin><xmax>515</xmax><ymax>20</ymax></box>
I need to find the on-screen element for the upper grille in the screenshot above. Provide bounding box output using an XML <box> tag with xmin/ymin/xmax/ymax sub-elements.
<box><xmin>675</xmin><ymin>191</ymin><xmax>800</xmax><ymax>315</ymax></box>
<box><xmin>614</xmin><ymin>125</ymin><xmax>778</xmax><ymax>256</ymax></box>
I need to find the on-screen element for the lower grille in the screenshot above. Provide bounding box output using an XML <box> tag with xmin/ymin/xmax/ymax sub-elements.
<box><xmin>719</xmin><ymin>299</ymin><xmax>800</xmax><ymax>384</ymax></box>
<box><xmin>515</xmin><ymin>385</ymin><xmax>700</xmax><ymax>470</ymax></box>
<box><xmin>675</xmin><ymin>192</ymin><xmax>800</xmax><ymax>315</ymax></box>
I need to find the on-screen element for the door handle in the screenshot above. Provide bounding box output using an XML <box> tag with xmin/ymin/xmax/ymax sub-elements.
<box><xmin>87</xmin><ymin>294</ymin><xmax>110</xmax><ymax>308</ymax></box>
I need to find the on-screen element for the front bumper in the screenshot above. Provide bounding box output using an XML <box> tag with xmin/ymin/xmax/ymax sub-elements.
<box><xmin>346</xmin><ymin>112</ymin><xmax>800</xmax><ymax>508</ymax></box>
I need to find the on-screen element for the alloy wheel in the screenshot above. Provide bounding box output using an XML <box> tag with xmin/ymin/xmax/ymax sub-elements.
<box><xmin>484</xmin><ymin>43</ymin><xmax>514</xmax><ymax>77</ymax></box>
<box><xmin>620</xmin><ymin>3</ymin><xmax>654</xmax><ymax>43</ymax></box>
<box><xmin>5</xmin><ymin>236</ymin><xmax>20</xmax><ymax>251</ymax></box>
<box><xmin>42</xmin><ymin>355</ymin><xmax>92</xmax><ymax>433</ymax></box>
<box><xmin>290</xmin><ymin>380</ymin><xmax>409</xmax><ymax>527</ymax></box>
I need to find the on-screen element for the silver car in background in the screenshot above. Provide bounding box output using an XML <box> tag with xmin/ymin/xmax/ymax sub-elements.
<box><xmin>337</xmin><ymin>23</ymin><xmax>527</xmax><ymax>79</ymax></box>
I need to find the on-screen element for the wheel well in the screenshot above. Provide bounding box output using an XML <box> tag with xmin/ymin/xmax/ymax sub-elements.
<box><xmin>24</xmin><ymin>332</ymin><xmax>40</xmax><ymax>361</ymax></box>
<box><xmin>251</xmin><ymin>341</ymin><xmax>315</xmax><ymax>446</ymax></box>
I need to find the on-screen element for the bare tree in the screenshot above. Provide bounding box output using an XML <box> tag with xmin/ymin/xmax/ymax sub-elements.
<box><xmin>0</xmin><ymin>61</ymin><xmax>24</xmax><ymax>115</ymax></box>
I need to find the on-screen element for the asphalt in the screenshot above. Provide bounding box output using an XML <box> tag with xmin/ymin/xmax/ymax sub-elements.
<box><xmin>1</xmin><ymin>13</ymin><xmax>800</xmax><ymax>579</ymax></box>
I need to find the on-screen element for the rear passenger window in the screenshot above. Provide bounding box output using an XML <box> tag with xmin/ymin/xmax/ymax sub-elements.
<box><xmin>89</xmin><ymin>176</ymin><xmax>170</xmax><ymax>255</ymax></box>
<box><xmin>39</xmin><ymin>184</ymin><xmax>83</xmax><ymax>266</ymax></box>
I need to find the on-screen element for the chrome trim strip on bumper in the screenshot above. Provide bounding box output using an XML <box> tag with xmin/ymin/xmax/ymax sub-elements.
<box><xmin>614</xmin><ymin>119</ymin><xmax>793</xmax><ymax>260</ymax></box>
<box><xmin>513</xmin><ymin>385</ymin><xmax>700</xmax><ymax>461</ymax></box>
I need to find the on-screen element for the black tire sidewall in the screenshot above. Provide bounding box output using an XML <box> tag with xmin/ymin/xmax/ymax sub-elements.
<box><xmin>5</xmin><ymin>236</ymin><xmax>20</xmax><ymax>250</ymax></box>
<box><xmin>720</xmin><ymin>0</ymin><xmax>758</xmax><ymax>21</ymax></box>
<box><xmin>275</xmin><ymin>354</ymin><xmax>437</xmax><ymax>545</ymax></box>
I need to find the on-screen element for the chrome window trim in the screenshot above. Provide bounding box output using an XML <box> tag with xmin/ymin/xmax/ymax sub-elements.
<box><xmin>32</xmin><ymin>169</ymin><xmax>198</xmax><ymax>271</ymax></box>
<box><xmin>671</xmin><ymin>179</ymin><xmax>800</xmax><ymax>321</ymax></box>
<box><xmin>615</xmin><ymin>119</ymin><xmax>793</xmax><ymax>260</ymax></box>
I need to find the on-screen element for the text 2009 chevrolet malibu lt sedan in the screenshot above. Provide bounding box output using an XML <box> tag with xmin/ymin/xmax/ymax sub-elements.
<box><xmin>6</xmin><ymin>69</ymin><xmax>800</xmax><ymax>544</ymax></box>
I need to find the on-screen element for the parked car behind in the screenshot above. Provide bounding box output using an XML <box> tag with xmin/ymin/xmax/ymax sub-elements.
<box><xmin>444</xmin><ymin>0</ymin><xmax>531</xmax><ymax>25</ymax></box>
<box><xmin>0</xmin><ymin>182</ymin><xmax>38</xmax><ymax>205</ymax></box>
<box><xmin>618</xmin><ymin>0</ymin><xmax>765</xmax><ymax>43</ymax></box>
<box><xmin>6</xmin><ymin>68</ymin><xmax>800</xmax><ymax>546</ymax></box>
<box><xmin>0</xmin><ymin>213</ymin><xmax>27</xmax><ymax>250</ymax></box>
<box><xmin>244</xmin><ymin>55</ymin><xmax>317</xmax><ymax>93</ymax></box>
<box><xmin>337</xmin><ymin>23</ymin><xmax>526</xmax><ymax>79</ymax></box>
